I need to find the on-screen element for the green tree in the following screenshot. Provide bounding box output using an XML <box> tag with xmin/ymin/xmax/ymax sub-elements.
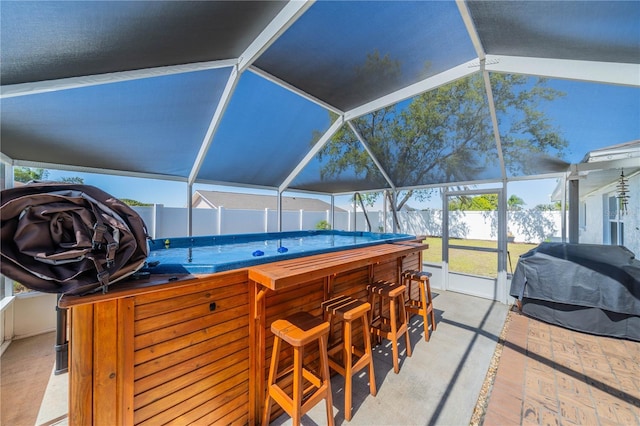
<box><xmin>315</xmin><ymin>220</ymin><xmax>331</xmax><ymax>230</ymax></box>
<box><xmin>14</xmin><ymin>167</ymin><xmax>85</xmax><ymax>184</ymax></box>
<box><xmin>448</xmin><ymin>194</ymin><xmax>498</xmax><ymax>211</ymax></box>
<box><xmin>317</xmin><ymin>55</ymin><xmax>567</xmax><ymax>211</ymax></box>
<box><xmin>14</xmin><ymin>167</ymin><xmax>48</xmax><ymax>183</ymax></box>
<box><xmin>507</xmin><ymin>195</ymin><xmax>526</xmax><ymax>211</ymax></box>
<box><xmin>120</xmin><ymin>198</ymin><xmax>152</xmax><ymax>207</ymax></box>
<box><xmin>535</xmin><ymin>201</ymin><xmax>561</xmax><ymax>211</ymax></box>
<box><xmin>60</xmin><ymin>176</ymin><xmax>84</xmax><ymax>184</ymax></box>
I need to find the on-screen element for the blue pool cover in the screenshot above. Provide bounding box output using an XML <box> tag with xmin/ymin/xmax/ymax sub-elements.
<box><xmin>144</xmin><ymin>230</ymin><xmax>415</xmax><ymax>275</ymax></box>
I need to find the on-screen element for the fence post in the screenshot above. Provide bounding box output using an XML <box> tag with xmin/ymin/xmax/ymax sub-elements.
<box><xmin>217</xmin><ymin>206</ymin><xmax>223</xmax><ymax>235</ymax></box>
<box><xmin>299</xmin><ymin>209</ymin><xmax>304</xmax><ymax>230</ymax></box>
<box><xmin>151</xmin><ymin>204</ymin><xmax>159</xmax><ymax>239</ymax></box>
<box><xmin>264</xmin><ymin>208</ymin><xmax>269</xmax><ymax>232</ymax></box>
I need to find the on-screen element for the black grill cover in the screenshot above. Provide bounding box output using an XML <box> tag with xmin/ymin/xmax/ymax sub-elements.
<box><xmin>510</xmin><ymin>243</ymin><xmax>640</xmax><ymax>340</ymax></box>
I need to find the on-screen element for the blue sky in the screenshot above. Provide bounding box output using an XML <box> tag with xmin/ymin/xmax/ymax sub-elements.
<box><xmin>41</xmin><ymin>75</ymin><xmax>638</xmax><ymax>212</ymax></box>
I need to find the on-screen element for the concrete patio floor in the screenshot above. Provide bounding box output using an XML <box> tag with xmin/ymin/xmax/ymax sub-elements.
<box><xmin>271</xmin><ymin>290</ymin><xmax>509</xmax><ymax>425</ymax></box>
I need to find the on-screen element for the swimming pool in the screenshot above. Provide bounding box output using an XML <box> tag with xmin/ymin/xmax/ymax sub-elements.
<box><xmin>144</xmin><ymin>230</ymin><xmax>415</xmax><ymax>274</ymax></box>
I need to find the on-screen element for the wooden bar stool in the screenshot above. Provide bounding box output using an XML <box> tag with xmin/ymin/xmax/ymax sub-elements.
<box><xmin>321</xmin><ymin>295</ymin><xmax>377</xmax><ymax>421</ymax></box>
<box><xmin>402</xmin><ymin>269</ymin><xmax>437</xmax><ymax>341</ymax></box>
<box><xmin>366</xmin><ymin>280</ymin><xmax>412</xmax><ymax>374</ymax></box>
<box><xmin>262</xmin><ymin>312</ymin><xmax>334</xmax><ymax>426</ymax></box>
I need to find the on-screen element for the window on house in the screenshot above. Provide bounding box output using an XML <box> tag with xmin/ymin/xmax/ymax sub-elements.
<box><xmin>607</xmin><ymin>195</ymin><xmax>625</xmax><ymax>246</ymax></box>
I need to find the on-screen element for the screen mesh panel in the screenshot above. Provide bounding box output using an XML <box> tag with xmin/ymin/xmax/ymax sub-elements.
<box><xmin>353</xmin><ymin>74</ymin><xmax>502</xmax><ymax>186</ymax></box>
<box><xmin>493</xmin><ymin>74</ymin><xmax>640</xmax><ymax>177</ymax></box>
<box><xmin>197</xmin><ymin>72</ymin><xmax>335</xmax><ymax>188</ymax></box>
<box><xmin>1</xmin><ymin>69</ymin><xmax>230</xmax><ymax>178</ymax></box>
<box><xmin>255</xmin><ymin>1</ymin><xmax>476</xmax><ymax>111</ymax></box>
<box><xmin>1</xmin><ymin>1</ymin><xmax>286</xmax><ymax>85</ymax></box>
<box><xmin>468</xmin><ymin>0</ymin><xmax>640</xmax><ymax>64</ymax></box>
<box><xmin>289</xmin><ymin>124</ymin><xmax>391</xmax><ymax>193</ymax></box>
<box><xmin>1</xmin><ymin>1</ymin><xmax>638</xmax><ymax>194</ymax></box>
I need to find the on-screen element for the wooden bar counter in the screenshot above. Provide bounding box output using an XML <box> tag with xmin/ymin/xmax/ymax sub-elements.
<box><xmin>60</xmin><ymin>241</ymin><xmax>427</xmax><ymax>425</ymax></box>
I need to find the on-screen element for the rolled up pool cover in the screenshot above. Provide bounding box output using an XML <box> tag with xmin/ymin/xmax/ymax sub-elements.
<box><xmin>1</xmin><ymin>182</ymin><xmax>149</xmax><ymax>295</ymax></box>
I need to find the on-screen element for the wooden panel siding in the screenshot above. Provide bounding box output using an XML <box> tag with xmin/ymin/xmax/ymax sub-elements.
<box><xmin>68</xmin><ymin>304</ymin><xmax>94</xmax><ymax>426</ymax></box>
<box><xmin>63</xmin><ymin>270</ymin><xmax>251</xmax><ymax>425</ymax></box>
<box><xmin>61</xmin><ymin>242</ymin><xmax>426</xmax><ymax>425</ymax></box>
<box><xmin>132</xmin><ymin>271</ymin><xmax>250</xmax><ymax>425</ymax></box>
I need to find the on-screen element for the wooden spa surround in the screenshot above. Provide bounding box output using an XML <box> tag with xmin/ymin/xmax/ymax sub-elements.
<box><xmin>60</xmin><ymin>240</ymin><xmax>427</xmax><ymax>425</ymax></box>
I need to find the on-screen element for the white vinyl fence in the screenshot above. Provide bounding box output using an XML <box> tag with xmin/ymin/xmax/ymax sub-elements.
<box><xmin>134</xmin><ymin>205</ymin><xmax>562</xmax><ymax>244</ymax></box>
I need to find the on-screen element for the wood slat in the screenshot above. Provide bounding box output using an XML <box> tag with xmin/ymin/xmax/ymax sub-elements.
<box><xmin>118</xmin><ymin>298</ymin><xmax>135</xmax><ymax>426</ymax></box>
<box><xmin>134</xmin><ymin>278</ymin><xmax>246</xmax><ymax>321</ymax></box>
<box><xmin>195</xmin><ymin>390</ymin><xmax>250</xmax><ymax>425</ymax></box>
<box><xmin>134</xmin><ymin>290</ymin><xmax>248</xmax><ymax>336</ymax></box>
<box><xmin>134</xmin><ymin>311</ymin><xmax>248</xmax><ymax>364</ymax></box>
<box><xmin>372</xmin><ymin>259</ymin><xmax>398</xmax><ymax>282</ymax></box>
<box><xmin>403</xmin><ymin>252</ymin><xmax>420</xmax><ymax>272</ymax></box>
<box><xmin>249</xmin><ymin>242</ymin><xmax>428</xmax><ymax>290</ymax></box>
<box><xmin>332</xmin><ymin>267</ymin><xmax>369</xmax><ymax>299</ymax></box>
<box><xmin>135</xmin><ymin>293</ymin><xmax>248</xmax><ymax>349</ymax></box>
<box><xmin>264</xmin><ymin>278</ymin><xmax>323</xmax><ymax>307</ymax></box>
<box><xmin>161</xmin><ymin>380</ymin><xmax>248</xmax><ymax>426</ymax></box>
<box><xmin>133</xmin><ymin>359</ymin><xmax>248</xmax><ymax>423</ymax></box>
<box><xmin>134</xmin><ymin>328</ymin><xmax>248</xmax><ymax>392</ymax></box>
<box><xmin>134</xmin><ymin>346</ymin><xmax>249</xmax><ymax>409</ymax></box>
<box><xmin>133</xmin><ymin>270</ymin><xmax>247</xmax><ymax>307</ymax></box>
<box><xmin>93</xmin><ymin>300</ymin><xmax>119</xmax><ymax>426</ymax></box>
<box><xmin>265</xmin><ymin>287</ymin><xmax>324</xmax><ymax>322</ymax></box>
<box><xmin>69</xmin><ymin>304</ymin><xmax>94</xmax><ymax>426</ymax></box>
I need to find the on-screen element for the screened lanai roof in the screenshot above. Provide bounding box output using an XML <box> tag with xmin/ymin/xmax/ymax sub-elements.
<box><xmin>1</xmin><ymin>1</ymin><xmax>639</xmax><ymax>195</ymax></box>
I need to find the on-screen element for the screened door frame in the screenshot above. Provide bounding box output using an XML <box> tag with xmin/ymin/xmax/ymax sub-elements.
<box><xmin>441</xmin><ymin>185</ymin><xmax>509</xmax><ymax>303</ymax></box>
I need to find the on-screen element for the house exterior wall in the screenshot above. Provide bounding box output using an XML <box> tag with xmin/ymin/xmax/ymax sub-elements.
<box><xmin>193</xmin><ymin>198</ymin><xmax>211</xmax><ymax>209</ymax></box>
<box><xmin>580</xmin><ymin>193</ymin><xmax>604</xmax><ymax>245</ymax></box>
<box><xmin>579</xmin><ymin>173</ymin><xmax>640</xmax><ymax>256</ymax></box>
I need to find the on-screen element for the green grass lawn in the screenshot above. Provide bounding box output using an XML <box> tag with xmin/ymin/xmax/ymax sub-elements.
<box><xmin>421</xmin><ymin>237</ymin><xmax>537</xmax><ymax>278</ymax></box>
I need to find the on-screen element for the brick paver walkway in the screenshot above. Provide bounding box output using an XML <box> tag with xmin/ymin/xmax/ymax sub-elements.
<box><xmin>483</xmin><ymin>308</ymin><xmax>640</xmax><ymax>425</ymax></box>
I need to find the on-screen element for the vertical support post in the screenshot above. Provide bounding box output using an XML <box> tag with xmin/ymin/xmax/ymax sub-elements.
<box><xmin>330</xmin><ymin>195</ymin><xmax>335</xmax><ymax>230</ymax></box>
<box><xmin>264</xmin><ymin>208</ymin><xmax>269</xmax><ymax>233</ymax></box>
<box><xmin>353</xmin><ymin>194</ymin><xmax>358</xmax><ymax>231</ymax></box>
<box><xmin>150</xmin><ymin>204</ymin><xmax>158</xmax><ymax>239</ymax></box>
<box><xmin>187</xmin><ymin>184</ymin><xmax>193</xmax><ymax>237</ymax></box>
<box><xmin>93</xmin><ymin>300</ymin><xmax>120</xmax><ymax>425</ymax></box>
<box><xmin>2</xmin><ymin>161</ymin><xmax>13</xmax><ymax>190</ymax></box>
<box><xmin>69</xmin><ymin>304</ymin><xmax>94</xmax><ymax>426</ymax></box>
<box><xmin>442</xmin><ymin>188</ymin><xmax>449</xmax><ymax>291</ymax></box>
<box><xmin>561</xmin><ymin>174</ymin><xmax>567</xmax><ymax>242</ymax></box>
<box><xmin>277</xmin><ymin>191</ymin><xmax>283</xmax><ymax>232</ymax></box>
<box><xmin>383</xmin><ymin>190</ymin><xmax>388</xmax><ymax>233</ymax></box>
<box><xmin>118</xmin><ymin>298</ymin><xmax>135</xmax><ymax>426</ymax></box>
<box><xmin>250</xmin><ymin>281</ymin><xmax>268</xmax><ymax>424</ymax></box>
<box><xmin>392</xmin><ymin>190</ymin><xmax>398</xmax><ymax>233</ymax></box>
<box><xmin>569</xmin><ymin>179</ymin><xmax>580</xmax><ymax>243</ymax></box>
<box><xmin>396</xmin><ymin>257</ymin><xmax>403</xmax><ymax>285</ymax></box>
<box><xmin>497</xmin><ymin>185</ymin><xmax>508</xmax><ymax>304</ymax></box>
<box><xmin>55</xmin><ymin>294</ymin><xmax>68</xmax><ymax>375</ymax></box>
